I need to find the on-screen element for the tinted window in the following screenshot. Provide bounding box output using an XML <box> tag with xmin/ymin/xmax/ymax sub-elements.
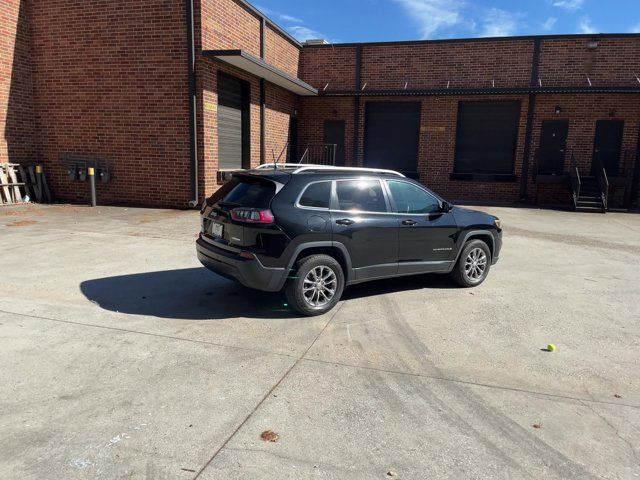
<box><xmin>299</xmin><ymin>181</ymin><xmax>331</xmax><ymax>209</ymax></box>
<box><xmin>454</xmin><ymin>101</ymin><xmax>520</xmax><ymax>174</ymax></box>
<box><xmin>387</xmin><ymin>181</ymin><xmax>440</xmax><ymax>214</ymax></box>
<box><xmin>336</xmin><ymin>180</ymin><xmax>387</xmax><ymax>212</ymax></box>
<box><xmin>210</xmin><ymin>177</ymin><xmax>275</xmax><ymax>209</ymax></box>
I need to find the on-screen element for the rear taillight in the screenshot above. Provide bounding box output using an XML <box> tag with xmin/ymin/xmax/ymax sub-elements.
<box><xmin>230</xmin><ymin>208</ymin><xmax>275</xmax><ymax>224</ymax></box>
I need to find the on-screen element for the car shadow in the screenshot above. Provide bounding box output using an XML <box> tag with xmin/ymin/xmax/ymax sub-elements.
<box><xmin>80</xmin><ymin>267</ymin><xmax>295</xmax><ymax>320</ymax></box>
<box><xmin>80</xmin><ymin>267</ymin><xmax>459</xmax><ymax>320</ymax></box>
<box><xmin>343</xmin><ymin>273</ymin><xmax>458</xmax><ymax>300</ymax></box>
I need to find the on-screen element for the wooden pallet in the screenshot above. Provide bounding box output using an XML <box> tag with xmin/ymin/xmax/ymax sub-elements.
<box><xmin>0</xmin><ymin>163</ymin><xmax>50</xmax><ymax>205</ymax></box>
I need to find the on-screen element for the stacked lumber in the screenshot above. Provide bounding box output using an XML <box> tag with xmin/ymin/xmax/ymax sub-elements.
<box><xmin>0</xmin><ymin>163</ymin><xmax>52</xmax><ymax>205</ymax></box>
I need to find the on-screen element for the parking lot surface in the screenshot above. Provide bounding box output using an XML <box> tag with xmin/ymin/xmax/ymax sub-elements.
<box><xmin>1</xmin><ymin>203</ymin><xmax>639</xmax><ymax>479</ymax></box>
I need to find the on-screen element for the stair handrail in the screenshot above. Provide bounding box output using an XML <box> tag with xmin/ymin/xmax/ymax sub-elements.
<box><xmin>298</xmin><ymin>147</ymin><xmax>310</xmax><ymax>164</ymax></box>
<box><xmin>598</xmin><ymin>166</ymin><xmax>609</xmax><ymax>211</ymax></box>
<box><xmin>569</xmin><ymin>154</ymin><xmax>581</xmax><ymax>210</ymax></box>
<box><xmin>591</xmin><ymin>155</ymin><xmax>609</xmax><ymax>211</ymax></box>
<box><xmin>295</xmin><ymin>144</ymin><xmax>337</xmax><ymax>165</ymax></box>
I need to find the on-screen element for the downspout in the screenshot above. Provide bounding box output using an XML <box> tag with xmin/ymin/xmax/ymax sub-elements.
<box><xmin>187</xmin><ymin>0</ymin><xmax>199</xmax><ymax>208</ymax></box>
<box><xmin>260</xmin><ymin>19</ymin><xmax>266</xmax><ymax>165</ymax></box>
<box><xmin>519</xmin><ymin>37</ymin><xmax>541</xmax><ymax>201</ymax></box>
<box><xmin>352</xmin><ymin>46</ymin><xmax>363</xmax><ymax>166</ymax></box>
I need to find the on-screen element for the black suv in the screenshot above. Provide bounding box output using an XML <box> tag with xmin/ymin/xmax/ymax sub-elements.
<box><xmin>197</xmin><ymin>164</ymin><xmax>502</xmax><ymax>316</ymax></box>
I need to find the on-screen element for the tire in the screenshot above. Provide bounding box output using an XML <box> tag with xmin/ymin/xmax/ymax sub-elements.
<box><xmin>285</xmin><ymin>254</ymin><xmax>345</xmax><ymax>316</ymax></box>
<box><xmin>450</xmin><ymin>239</ymin><xmax>492</xmax><ymax>288</ymax></box>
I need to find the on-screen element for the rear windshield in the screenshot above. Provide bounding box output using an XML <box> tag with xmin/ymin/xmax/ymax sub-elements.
<box><xmin>210</xmin><ymin>177</ymin><xmax>275</xmax><ymax>209</ymax></box>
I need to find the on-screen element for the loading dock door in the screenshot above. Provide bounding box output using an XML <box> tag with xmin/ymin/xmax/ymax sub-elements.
<box><xmin>323</xmin><ymin>120</ymin><xmax>345</xmax><ymax>166</ymax></box>
<box><xmin>592</xmin><ymin>120</ymin><xmax>624</xmax><ymax>176</ymax></box>
<box><xmin>538</xmin><ymin>120</ymin><xmax>569</xmax><ymax>175</ymax></box>
<box><xmin>454</xmin><ymin>101</ymin><xmax>520</xmax><ymax>175</ymax></box>
<box><xmin>218</xmin><ymin>73</ymin><xmax>249</xmax><ymax>170</ymax></box>
<box><xmin>364</xmin><ymin>102</ymin><xmax>421</xmax><ymax>176</ymax></box>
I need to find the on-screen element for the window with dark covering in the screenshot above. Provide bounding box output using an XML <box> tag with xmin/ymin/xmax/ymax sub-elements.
<box><xmin>454</xmin><ymin>101</ymin><xmax>521</xmax><ymax>175</ymax></box>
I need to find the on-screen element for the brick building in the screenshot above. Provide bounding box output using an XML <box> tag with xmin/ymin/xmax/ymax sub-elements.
<box><xmin>1</xmin><ymin>0</ymin><xmax>639</xmax><ymax>209</ymax></box>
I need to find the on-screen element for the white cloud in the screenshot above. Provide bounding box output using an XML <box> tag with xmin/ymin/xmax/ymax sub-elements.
<box><xmin>481</xmin><ymin>8</ymin><xmax>519</xmax><ymax>37</ymax></box>
<box><xmin>578</xmin><ymin>17</ymin><xmax>598</xmax><ymax>33</ymax></box>
<box><xmin>287</xmin><ymin>26</ymin><xmax>327</xmax><ymax>41</ymax></box>
<box><xmin>551</xmin><ymin>0</ymin><xmax>585</xmax><ymax>11</ymax></box>
<box><xmin>393</xmin><ymin>0</ymin><xmax>464</xmax><ymax>39</ymax></box>
<box><xmin>541</xmin><ymin>17</ymin><xmax>558</xmax><ymax>32</ymax></box>
<box><xmin>279</xmin><ymin>14</ymin><xmax>303</xmax><ymax>23</ymax></box>
<box><xmin>255</xmin><ymin>5</ymin><xmax>303</xmax><ymax>23</ymax></box>
<box><xmin>631</xmin><ymin>22</ymin><xmax>640</xmax><ymax>33</ymax></box>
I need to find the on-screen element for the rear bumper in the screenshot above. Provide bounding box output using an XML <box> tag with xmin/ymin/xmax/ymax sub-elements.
<box><xmin>196</xmin><ymin>236</ymin><xmax>286</xmax><ymax>292</ymax></box>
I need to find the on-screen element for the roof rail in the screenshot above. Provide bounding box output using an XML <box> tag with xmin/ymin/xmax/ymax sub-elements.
<box><xmin>254</xmin><ymin>163</ymin><xmax>316</xmax><ymax>170</ymax></box>
<box><xmin>292</xmin><ymin>165</ymin><xmax>405</xmax><ymax>177</ymax></box>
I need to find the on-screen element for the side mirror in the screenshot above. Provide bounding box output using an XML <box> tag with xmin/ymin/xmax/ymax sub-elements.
<box><xmin>440</xmin><ymin>201</ymin><xmax>452</xmax><ymax>213</ymax></box>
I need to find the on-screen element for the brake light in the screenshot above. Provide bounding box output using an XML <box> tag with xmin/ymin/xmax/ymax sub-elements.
<box><xmin>230</xmin><ymin>208</ymin><xmax>275</xmax><ymax>224</ymax></box>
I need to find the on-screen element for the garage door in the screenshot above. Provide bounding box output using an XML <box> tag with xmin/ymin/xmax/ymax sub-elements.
<box><xmin>218</xmin><ymin>73</ymin><xmax>248</xmax><ymax>170</ymax></box>
<box><xmin>454</xmin><ymin>101</ymin><xmax>520</xmax><ymax>175</ymax></box>
<box><xmin>364</xmin><ymin>102</ymin><xmax>421</xmax><ymax>175</ymax></box>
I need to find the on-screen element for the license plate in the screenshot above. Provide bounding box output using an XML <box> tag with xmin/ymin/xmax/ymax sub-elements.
<box><xmin>210</xmin><ymin>221</ymin><xmax>223</xmax><ymax>238</ymax></box>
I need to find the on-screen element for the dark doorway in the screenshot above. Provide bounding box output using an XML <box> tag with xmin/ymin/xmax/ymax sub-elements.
<box><xmin>454</xmin><ymin>101</ymin><xmax>520</xmax><ymax>175</ymax></box>
<box><xmin>289</xmin><ymin>117</ymin><xmax>298</xmax><ymax>162</ymax></box>
<box><xmin>592</xmin><ymin>120</ymin><xmax>624</xmax><ymax>176</ymax></box>
<box><xmin>323</xmin><ymin>120</ymin><xmax>345</xmax><ymax>166</ymax></box>
<box><xmin>538</xmin><ymin>120</ymin><xmax>569</xmax><ymax>175</ymax></box>
<box><xmin>364</xmin><ymin>102</ymin><xmax>421</xmax><ymax>176</ymax></box>
<box><xmin>218</xmin><ymin>72</ymin><xmax>250</xmax><ymax>170</ymax></box>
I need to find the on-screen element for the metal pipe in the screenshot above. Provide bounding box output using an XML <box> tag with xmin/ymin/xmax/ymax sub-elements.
<box><xmin>88</xmin><ymin>167</ymin><xmax>97</xmax><ymax>207</ymax></box>
<box><xmin>186</xmin><ymin>0</ymin><xmax>199</xmax><ymax>208</ymax></box>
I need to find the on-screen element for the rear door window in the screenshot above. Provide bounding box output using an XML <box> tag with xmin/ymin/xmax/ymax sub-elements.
<box><xmin>211</xmin><ymin>177</ymin><xmax>275</xmax><ymax>209</ymax></box>
<box><xmin>335</xmin><ymin>179</ymin><xmax>387</xmax><ymax>212</ymax></box>
<box><xmin>298</xmin><ymin>181</ymin><xmax>331</xmax><ymax>209</ymax></box>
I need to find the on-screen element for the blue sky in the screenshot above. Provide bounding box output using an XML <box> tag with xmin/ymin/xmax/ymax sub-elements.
<box><xmin>255</xmin><ymin>0</ymin><xmax>640</xmax><ymax>43</ymax></box>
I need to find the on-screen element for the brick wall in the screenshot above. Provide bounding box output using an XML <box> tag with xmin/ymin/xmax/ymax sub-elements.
<box><xmin>28</xmin><ymin>0</ymin><xmax>191</xmax><ymax>207</ymax></box>
<box><xmin>360</xmin><ymin>40</ymin><xmax>533</xmax><ymax>90</ymax></box>
<box><xmin>298</xmin><ymin>46</ymin><xmax>357</xmax><ymax>91</ymax></box>
<box><xmin>198</xmin><ymin>0</ymin><xmax>301</xmax><ymax>199</ymax></box>
<box><xmin>0</xmin><ymin>0</ymin><xmax>36</xmax><ymax>164</ymax></box>
<box><xmin>265</xmin><ymin>82</ymin><xmax>297</xmax><ymax>163</ymax></box>
<box><xmin>264</xmin><ymin>25</ymin><xmax>300</xmax><ymax>77</ymax></box>
<box><xmin>298</xmin><ymin>36</ymin><xmax>640</xmax><ymax>206</ymax></box>
<box><xmin>538</xmin><ymin>37</ymin><xmax>640</xmax><ymax>87</ymax></box>
<box><xmin>527</xmin><ymin>94</ymin><xmax>640</xmax><ymax>207</ymax></box>
<box><xmin>201</xmin><ymin>0</ymin><xmax>261</xmax><ymax>57</ymax></box>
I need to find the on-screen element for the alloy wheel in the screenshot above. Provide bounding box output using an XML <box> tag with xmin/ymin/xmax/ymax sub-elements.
<box><xmin>302</xmin><ymin>265</ymin><xmax>337</xmax><ymax>307</ymax></box>
<box><xmin>464</xmin><ymin>247</ymin><xmax>487</xmax><ymax>282</ymax></box>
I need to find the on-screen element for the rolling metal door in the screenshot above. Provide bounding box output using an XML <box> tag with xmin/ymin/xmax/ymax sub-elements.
<box><xmin>218</xmin><ymin>74</ymin><xmax>245</xmax><ymax>170</ymax></box>
<box><xmin>454</xmin><ymin>101</ymin><xmax>520</xmax><ymax>174</ymax></box>
<box><xmin>364</xmin><ymin>102</ymin><xmax>421</xmax><ymax>175</ymax></box>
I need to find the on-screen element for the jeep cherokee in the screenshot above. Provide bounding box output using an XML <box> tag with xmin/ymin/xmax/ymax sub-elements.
<box><xmin>197</xmin><ymin>164</ymin><xmax>502</xmax><ymax>316</ymax></box>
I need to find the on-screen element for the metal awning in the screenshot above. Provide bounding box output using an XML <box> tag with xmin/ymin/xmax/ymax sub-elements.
<box><xmin>203</xmin><ymin>49</ymin><xmax>317</xmax><ymax>96</ymax></box>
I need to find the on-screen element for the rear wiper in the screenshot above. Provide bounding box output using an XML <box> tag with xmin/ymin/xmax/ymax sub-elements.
<box><xmin>216</xmin><ymin>201</ymin><xmax>240</xmax><ymax>207</ymax></box>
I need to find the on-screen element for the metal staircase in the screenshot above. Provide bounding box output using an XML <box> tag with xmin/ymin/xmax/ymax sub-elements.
<box><xmin>575</xmin><ymin>176</ymin><xmax>606</xmax><ymax>213</ymax></box>
<box><xmin>569</xmin><ymin>154</ymin><xmax>608</xmax><ymax>213</ymax></box>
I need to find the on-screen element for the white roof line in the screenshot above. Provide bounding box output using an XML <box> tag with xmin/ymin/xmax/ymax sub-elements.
<box><xmin>254</xmin><ymin>163</ymin><xmax>405</xmax><ymax>177</ymax></box>
<box><xmin>292</xmin><ymin>165</ymin><xmax>405</xmax><ymax>177</ymax></box>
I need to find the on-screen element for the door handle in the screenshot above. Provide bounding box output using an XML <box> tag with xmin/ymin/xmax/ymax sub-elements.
<box><xmin>402</xmin><ymin>219</ymin><xmax>417</xmax><ymax>226</ymax></box>
<box><xmin>335</xmin><ymin>218</ymin><xmax>355</xmax><ymax>226</ymax></box>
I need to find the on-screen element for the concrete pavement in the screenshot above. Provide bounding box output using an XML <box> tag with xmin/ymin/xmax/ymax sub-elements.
<box><xmin>0</xmin><ymin>203</ymin><xmax>638</xmax><ymax>479</ymax></box>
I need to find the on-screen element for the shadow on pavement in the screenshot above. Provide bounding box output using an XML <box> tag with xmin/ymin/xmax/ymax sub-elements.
<box><xmin>81</xmin><ymin>267</ymin><xmax>457</xmax><ymax>320</ymax></box>
<box><xmin>80</xmin><ymin>267</ymin><xmax>295</xmax><ymax>320</ymax></box>
<box><xmin>343</xmin><ymin>273</ymin><xmax>457</xmax><ymax>300</ymax></box>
